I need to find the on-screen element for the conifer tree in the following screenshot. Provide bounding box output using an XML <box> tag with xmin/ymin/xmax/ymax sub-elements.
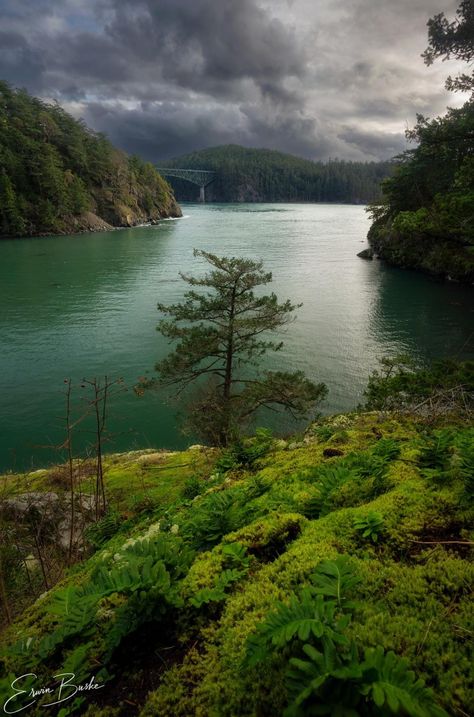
<box><xmin>147</xmin><ymin>249</ymin><xmax>327</xmax><ymax>445</ymax></box>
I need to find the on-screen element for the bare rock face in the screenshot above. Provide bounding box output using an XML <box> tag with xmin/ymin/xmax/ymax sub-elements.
<box><xmin>1</xmin><ymin>492</ymin><xmax>62</xmax><ymax>520</ymax></box>
<box><xmin>1</xmin><ymin>491</ymin><xmax>97</xmax><ymax>552</ymax></box>
<box><xmin>357</xmin><ymin>248</ymin><xmax>374</xmax><ymax>259</ymax></box>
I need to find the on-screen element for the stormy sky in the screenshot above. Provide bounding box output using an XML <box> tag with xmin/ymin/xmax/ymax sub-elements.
<box><xmin>0</xmin><ymin>0</ymin><xmax>468</xmax><ymax>162</ymax></box>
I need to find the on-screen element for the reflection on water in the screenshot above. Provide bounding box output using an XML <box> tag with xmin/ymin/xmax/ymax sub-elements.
<box><xmin>369</xmin><ymin>264</ymin><xmax>474</xmax><ymax>360</ymax></box>
<box><xmin>0</xmin><ymin>203</ymin><xmax>472</xmax><ymax>470</ymax></box>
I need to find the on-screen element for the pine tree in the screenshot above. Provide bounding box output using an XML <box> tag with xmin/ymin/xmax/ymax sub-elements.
<box><xmin>146</xmin><ymin>250</ymin><xmax>327</xmax><ymax>445</ymax></box>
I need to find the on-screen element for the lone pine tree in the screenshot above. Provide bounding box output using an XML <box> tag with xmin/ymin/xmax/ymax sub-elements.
<box><xmin>146</xmin><ymin>250</ymin><xmax>326</xmax><ymax>445</ymax></box>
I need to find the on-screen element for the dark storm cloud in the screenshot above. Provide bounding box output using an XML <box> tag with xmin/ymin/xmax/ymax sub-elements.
<box><xmin>0</xmin><ymin>30</ymin><xmax>46</xmax><ymax>92</ymax></box>
<box><xmin>83</xmin><ymin>100</ymin><xmax>247</xmax><ymax>159</ymax></box>
<box><xmin>338</xmin><ymin>127</ymin><xmax>407</xmax><ymax>160</ymax></box>
<box><xmin>0</xmin><ymin>0</ymin><xmax>469</xmax><ymax>161</ymax></box>
<box><xmin>105</xmin><ymin>0</ymin><xmax>307</xmax><ymax>90</ymax></box>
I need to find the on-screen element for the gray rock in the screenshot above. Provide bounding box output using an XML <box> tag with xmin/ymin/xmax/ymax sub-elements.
<box><xmin>1</xmin><ymin>490</ymin><xmax>97</xmax><ymax>553</ymax></box>
<box><xmin>357</xmin><ymin>248</ymin><xmax>374</xmax><ymax>259</ymax></box>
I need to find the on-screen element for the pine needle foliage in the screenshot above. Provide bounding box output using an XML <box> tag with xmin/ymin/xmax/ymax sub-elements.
<box><xmin>145</xmin><ymin>250</ymin><xmax>327</xmax><ymax>445</ymax></box>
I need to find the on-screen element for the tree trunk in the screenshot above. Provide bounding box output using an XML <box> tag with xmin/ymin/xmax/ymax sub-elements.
<box><xmin>221</xmin><ymin>281</ymin><xmax>237</xmax><ymax>444</ymax></box>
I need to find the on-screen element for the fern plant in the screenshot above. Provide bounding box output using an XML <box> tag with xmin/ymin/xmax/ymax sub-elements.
<box><xmin>221</xmin><ymin>541</ymin><xmax>250</xmax><ymax>568</ymax></box>
<box><xmin>215</xmin><ymin>428</ymin><xmax>273</xmax><ymax>473</ymax></box>
<box><xmin>455</xmin><ymin>431</ymin><xmax>474</xmax><ymax>504</ymax></box>
<box><xmin>418</xmin><ymin>431</ymin><xmax>454</xmax><ymax>473</ymax></box>
<box><xmin>372</xmin><ymin>438</ymin><xmax>401</xmax><ymax>462</ymax></box>
<box><xmin>354</xmin><ymin>512</ymin><xmax>384</xmax><ymax>543</ymax></box>
<box><xmin>182</xmin><ymin>475</ymin><xmax>204</xmax><ymax>499</ymax></box>
<box><xmin>310</xmin><ymin>557</ymin><xmax>361</xmax><ymax>608</ymax></box>
<box><xmin>244</xmin><ymin>474</ymin><xmax>271</xmax><ymax>501</ymax></box>
<box><xmin>348</xmin><ymin>452</ymin><xmax>390</xmax><ymax>482</ymax></box>
<box><xmin>121</xmin><ymin>534</ymin><xmax>194</xmax><ymax>580</ymax></box>
<box><xmin>285</xmin><ymin>643</ymin><xmax>448</xmax><ymax>717</ymax></box>
<box><xmin>301</xmin><ymin>492</ymin><xmax>325</xmax><ymax>520</ymax></box>
<box><xmin>84</xmin><ymin>510</ymin><xmax>122</xmax><ymax>549</ymax></box>
<box><xmin>190</xmin><ymin>569</ymin><xmax>244</xmax><ymax>608</ymax></box>
<box><xmin>27</xmin><ymin>534</ymin><xmax>189</xmax><ymax>678</ymax></box>
<box><xmin>244</xmin><ymin>590</ymin><xmax>350</xmax><ymax>668</ymax></box>
<box><xmin>302</xmin><ymin>464</ymin><xmax>355</xmax><ymax>518</ymax></box>
<box><xmin>182</xmin><ymin>490</ymin><xmax>255</xmax><ymax>549</ymax></box>
<box><xmin>190</xmin><ymin>543</ymin><xmax>250</xmax><ymax>608</ymax></box>
<box><xmin>244</xmin><ymin>558</ymin><xmax>360</xmax><ymax>669</ymax></box>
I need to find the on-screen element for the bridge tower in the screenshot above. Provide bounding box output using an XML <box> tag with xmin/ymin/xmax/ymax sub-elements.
<box><xmin>155</xmin><ymin>167</ymin><xmax>216</xmax><ymax>203</ymax></box>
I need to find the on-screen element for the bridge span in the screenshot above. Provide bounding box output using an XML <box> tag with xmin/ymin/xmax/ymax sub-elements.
<box><xmin>155</xmin><ymin>168</ymin><xmax>215</xmax><ymax>202</ymax></box>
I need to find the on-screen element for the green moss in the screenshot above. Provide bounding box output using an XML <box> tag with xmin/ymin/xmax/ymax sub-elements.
<box><xmin>1</xmin><ymin>413</ymin><xmax>472</xmax><ymax>716</ymax></box>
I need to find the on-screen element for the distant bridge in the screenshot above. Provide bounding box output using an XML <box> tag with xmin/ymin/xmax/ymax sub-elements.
<box><xmin>155</xmin><ymin>168</ymin><xmax>216</xmax><ymax>202</ymax></box>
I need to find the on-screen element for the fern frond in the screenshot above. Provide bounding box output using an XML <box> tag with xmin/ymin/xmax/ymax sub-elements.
<box><xmin>310</xmin><ymin>557</ymin><xmax>360</xmax><ymax>607</ymax></box>
<box><xmin>361</xmin><ymin>646</ymin><xmax>448</xmax><ymax>717</ymax></box>
<box><xmin>372</xmin><ymin>438</ymin><xmax>401</xmax><ymax>462</ymax></box>
<box><xmin>191</xmin><ymin>568</ymin><xmax>245</xmax><ymax>608</ymax></box>
<box><xmin>244</xmin><ymin>590</ymin><xmax>347</xmax><ymax>668</ymax></box>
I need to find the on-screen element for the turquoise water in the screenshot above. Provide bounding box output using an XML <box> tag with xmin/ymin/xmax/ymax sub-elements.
<box><xmin>1</xmin><ymin>203</ymin><xmax>473</xmax><ymax>471</ymax></box>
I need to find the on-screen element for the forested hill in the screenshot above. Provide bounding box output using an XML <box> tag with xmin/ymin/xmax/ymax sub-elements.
<box><xmin>161</xmin><ymin>145</ymin><xmax>393</xmax><ymax>203</ymax></box>
<box><xmin>366</xmin><ymin>1</ymin><xmax>474</xmax><ymax>284</ymax></box>
<box><xmin>0</xmin><ymin>81</ymin><xmax>181</xmax><ymax>238</ymax></box>
<box><xmin>367</xmin><ymin>104</ymin><xmax>474</xmax><ymax>284</ymax></box>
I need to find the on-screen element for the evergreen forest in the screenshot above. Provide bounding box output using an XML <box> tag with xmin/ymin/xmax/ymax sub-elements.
<box><xmin>0</xmin><ymin>81</ymin><xmax>181</xmax><ymax>238</ymax></box>
<box><xmin>161</xmin><ymin>144</ymin><xmax>393</xmax><ymax>204</ymax></box>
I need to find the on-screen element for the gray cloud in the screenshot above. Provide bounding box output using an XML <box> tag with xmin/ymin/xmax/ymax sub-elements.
<box><xmin>0</xmin><ymin>0</ymin><xmax>469</xmax><ymax>161</ymax></box>
<box><xmin>0</xmin><ymin>30</ymin><xmax>46</xmax><ymax>91</ymax></box>
<box><xmin>338</xmin><ymin>127</ymin><xmax>407</xmax><ymax>160</ymax></box>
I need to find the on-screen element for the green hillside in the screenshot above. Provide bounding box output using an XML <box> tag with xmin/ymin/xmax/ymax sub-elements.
<box><xmin>161</xmin><ymin>144</ymin><xmax>393</xmax><ymax>204</ymax></box>
<box><xmin>1</xmin><ymin>409</ymin><xmax>472</xmax><ymax>716</ymax></box>
<box><xmin>367</xmin><ymin>104</ymin><xmax>474</xmax><ymax>283</ymax></box>
<box><xmin>0</xmin><ymin>81</ymin><xmax>181</xmax><ymax>238</ymax></box>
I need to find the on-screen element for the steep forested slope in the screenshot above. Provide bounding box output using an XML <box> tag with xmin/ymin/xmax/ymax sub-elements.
<box><xmin>161</xmin><ymin>145</ymin><xmax>393</xmax><ymax>203</ymax></box>
<box><xmin>0</xmin><ymin>81</ymin><xmax>181</xmax><ymax>238</ymax></box>
<box><xmin>367</xmin><ymin>103</ymin><xmax>474</xmax><ymax>283</ymax></box>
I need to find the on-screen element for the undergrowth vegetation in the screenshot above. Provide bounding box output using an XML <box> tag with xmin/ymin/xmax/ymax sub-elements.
<box><xmin>0</xmin><ymin>412</ymin><xmax>472</xmax><ymax>716</ymax></box>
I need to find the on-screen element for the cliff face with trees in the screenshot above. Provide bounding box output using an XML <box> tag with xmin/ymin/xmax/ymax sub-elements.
<box><xmin>367</xmin><ymin>106</ymin><xmax>474</xmax><ymax>283</ymax></box>
<box><xmin>367</xmin><ymin>1</ymin><xmax>474</xmax><ymax>283</ymax></box>
<box><xmin>161</xmin><ymin>145</ymin><xmax>393</xmax><ymax>204</ymax></box>
<box><xmin>0</xmin><ymin>81</ymin><xmax>181</xmax><ymax>238</ymax></box>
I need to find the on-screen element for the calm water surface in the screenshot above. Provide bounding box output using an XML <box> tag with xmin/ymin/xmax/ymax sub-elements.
<box><xmin>1</xmin><ymin>203</ymin><xmax>473</xmax><ymax>471</ymax></box>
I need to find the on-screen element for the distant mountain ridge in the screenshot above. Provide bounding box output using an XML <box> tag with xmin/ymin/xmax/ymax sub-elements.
<box><xmin>0</xmin><ymin>81</ymin><xmax>181</xmax><ymax>238</ymax></box>
<box><xmin>161</xmin><ymin>144</ymin><xmax>393</xmax><ymax>204</ymax></box>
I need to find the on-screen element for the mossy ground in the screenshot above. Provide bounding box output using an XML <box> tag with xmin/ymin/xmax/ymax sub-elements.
<box><xmin>0</xmin><ymin>412</ymin><xmax>472</xmax><ymax>716</ymax></box>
